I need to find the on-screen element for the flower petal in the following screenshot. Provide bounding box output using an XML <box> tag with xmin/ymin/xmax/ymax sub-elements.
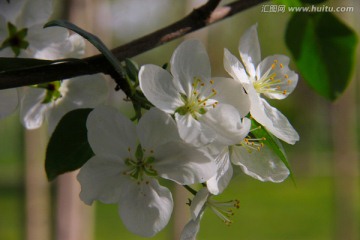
<box><xmin>18</xmin><ymin>0</ymin><xmax>53</xmax><ymax>27</ymax></box>
<box><xmin>139</xmin><ymin>64</ymin><xmax>183</xmax><ymax>113</ymax></box>
<box><xmin>0</xmin><ymin>0</ymin><xmax>25</xmax><ymax>23</ymax></box>
<box><xmin>77</xmin><ymin>155</ymin><xmax>127</xmax><ymax>205</ymax></box>
<box><xmin>180</xmin><ymin>188</ymin><xmax>208</xmax><ymax>240</ymax></box>
<box><xmin>170</xmin><ymin>39</ymin><xmax>211</xmax><ymax>96</ymax></box>
<box><xmin>137</xmin><ymin>108</ymin><xmax>180</xmax><ymax>150</ymax></box>
<box><xmin>87</xmin><ymin>105</ymin><xmax>137</xmax><ymax>158</ymax></box>
<box><xmin>223</xmin><ymin>48</ymin><xmax>250</xmax><ymax>86</ymax></box>
<box><xmin>206</xmin><ymin>147</ymin><xmax>233</xmax><ymax>195</ymax></box>
<box><xmin>239</xmin><ymin>24</ymin><xmax>261</xmax><ymax>77</ymax></box>
<box><xmin>19</xmin><ymin>87</ymin><xmax>48</xmax><ymax>129</ymax></box>
<box><xmin>154</xmin><ymin>141</ymin><xmax>216</xmax><ymax>185</ymax></box>
<box><xmin>0</xmin><ymin>89</ymin><xmax>18</xmax><ymax>119</ymax></box>
<box><xmin>180</xmin><ymin>218</ymin><xmax>202</xmax><ymax>240</ymax></box>
<box><xmin>200</xmin><ymin>104</ymin><xmax>250</xmax><ymax>146</ymax></box>
<box><xmin>119</xmin><ymin>179</ymin><xmax>173</xmax><ymax>237</ymax></box>
<box><xmin>63</xmin><ymin>74</ymin><xmax>109</xmax><ymax>106</ymax></box>
<box><xmin>175</xmin><ymin>113</ymin><xmax>215</xmax><ymax>146</ymax></box>
<box><xmin>231</xmin><ymin>145</ymin><xmax>290</xmax><ymax>182</ymax></box>
<box><xmin>211</xmin><ymin>77</ymin><xmax>250</xmax><ymax>117</ymax></box>
<box><xmin>255</xmin><ymin>98</ymin><xmax>299</xmax><ymax>144</ymax></box>
<box><xmin>256</xmin><ymin>55</ymin><xmax>298</xmax><ymax>99</ymax></box>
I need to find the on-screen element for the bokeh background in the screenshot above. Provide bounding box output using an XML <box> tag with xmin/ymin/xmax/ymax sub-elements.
<box><xmin>0</xmin><ymin>0</ymin><xmax>359</xmax><ymax>239</ymax></box>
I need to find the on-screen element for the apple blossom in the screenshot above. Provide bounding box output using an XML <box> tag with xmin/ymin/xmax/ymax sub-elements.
<box><xmin>77</xmin><ymin>106</ymin><xmax>216</xmax><ymax>237</ymax></box>
<box><xmin>19</xmin><ymin>74</ymin><xmax>109</xmax><ymax>132</ymax></box>
<box><xmin>139</xmin><ymin>39</ymin><xmax>250</xmax><ymax>147</ymax></box>
<box><xmin>180</xmin><ymin>188</ymin><xmax>240</xmax><ymax>240</ymax></box>
<box><xmin>223</xmin><ymin>24</ymin><xmax>299</xmax><ymax>144</ymax></box>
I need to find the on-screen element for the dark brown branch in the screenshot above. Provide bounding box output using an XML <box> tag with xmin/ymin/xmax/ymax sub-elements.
<box><xmin>0</xmin><ymin>0</ymin><xmax>267</xmax><ymax>90</ymax></box>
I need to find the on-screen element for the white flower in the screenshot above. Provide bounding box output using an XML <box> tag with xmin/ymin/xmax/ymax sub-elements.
<box><xmin>77</xmin><ymin>106</ymin><xmax>216</xmax><ymax>237</ymax></box>
<box><xmin>180</xmin><ymin>188</ymin><xmax>240</xmax><ymax>240</ymax></box>
<box><xmin>0</xmin><ymin>0</ymin><xmax>81</xmax><ymax>58</ymax></box>
<box><xmin>224</xmin><ymin>24</ymin><xmax>299</xmax><ymax>144</ymax></box>
<box><xmin>230</xmin><ymin>139</ymin><xmax>290</xmax><ymax>182</ymax></box>
<box><xmin>19</xmin><ymin>74</ymin><xmax>108</xmax><ymax>131</ymax></box>
<box><xmin>207</xmin><ymin>124</ymin><xmax>290</xmax><ymax>195</ymax></box>
<box><xmin>139</xmin><ymin>39</ymin><xmax>250</xmax><ymax>147</ymax></box>
<box><xmin>0</xmin><ymin>0</ymin><xmax>90</xmax><ymax>122</ymax></box>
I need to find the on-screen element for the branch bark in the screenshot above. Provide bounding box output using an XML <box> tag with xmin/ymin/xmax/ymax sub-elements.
<box><xmin>0</xmin><ymin>0</ymin><xmax>267</xmax><ymax>90</ymax></box>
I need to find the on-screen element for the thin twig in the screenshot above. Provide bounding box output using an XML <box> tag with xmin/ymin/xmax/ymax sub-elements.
<box><xmin>0</xmin><ymin>0</ymin><xmax>267</xmax><ymax>90</ymax></box>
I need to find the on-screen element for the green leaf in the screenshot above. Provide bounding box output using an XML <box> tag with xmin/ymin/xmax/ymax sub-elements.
<box><xmin>250</xmin><ymin>119</ymin><xmax>295</xmax><ymax>182</ymax></box>
<box><xmin>44</xmin><ymin>20</ymin><xmax>125</xmax><ymax>78</ymax></box>
<box><xmin>45</xmin><ymin>108</ymin><xmax>94</xmax><ymax>181</ymax></box>
<box><xmin>124</xmin><ymin>58</ymin><xmax>139</xmax><ymax>82</ymax></box>
<box><xmin>286</xmin><ymin>12</ymin><xmax>357</xmax><ymax>100</ymax></box>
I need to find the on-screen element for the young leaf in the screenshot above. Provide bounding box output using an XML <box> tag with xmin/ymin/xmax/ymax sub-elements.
<box><xmin>286</xmin><ymin>12</ymin><xmax>357</xmax><ymax>100</ymax></box>
<box><xmin>45</xmin><ymin>108</ymin><xmax>94</xmax><ymax>181</ymax></box>
<box><xmin>250</xmin><ymin>119</ymin><xmax>295</xmax><ymax>181</ymax></box>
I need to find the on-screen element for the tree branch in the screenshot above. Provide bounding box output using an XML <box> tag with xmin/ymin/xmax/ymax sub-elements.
<box><xmin>0</xmin><ymin>0</ymin><xmax>267</xmax><ymax>90</ymax></box>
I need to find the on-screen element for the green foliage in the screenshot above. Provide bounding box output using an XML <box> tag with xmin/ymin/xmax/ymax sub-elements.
<box><xmin>45</xmin><ymin>108</ymin><xmax>94</xmax><ymax>181</ymax></box>
<box><xmin>285</xmin><ymin>12</ymin><xmax>357</xmax><ymax>100</ymax></box>
<box><xmin>250</xmin><ymin>119</ymin><xmax>294</xmax><ymax>180</ymax></box>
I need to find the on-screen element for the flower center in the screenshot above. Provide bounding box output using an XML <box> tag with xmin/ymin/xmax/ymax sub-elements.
<box><xmin>253</xmin><ymin>59</ymin><xmax>291</xmax><ymax>96</ymax></box>
<box><xmin>207</xmin><ymin>198</ymin><xmax>240</xmax><ymax>225</ymax></box>
<box><xmin>0</xmin><ymin>22</ymin><xmax>29</xmax><ymax>57</ymax></box>
<box><xmin>234</xmin><ymin>126</ymin><xmax>266</xmax><ymax>153</ymax></box>
<box><xmin>175</xmin><ymin>77</ymin><xmax>218</xmax><ymax>120</ymax></box>
<box><xmin>123</xmin><ymin>144</ymin><xmax>158</xmax><ymax>182</ymax></box>
<box><xmin>34</xmin><ymin>81</ymin><xmax>63</xmax><ymax>104</ymax></box>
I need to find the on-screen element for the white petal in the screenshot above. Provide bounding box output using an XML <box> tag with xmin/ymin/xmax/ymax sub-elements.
<box><xmin>189</xmin><ymin>188</ymin><xmax>209</xmax><ymax>219</ymax></box>
<box><xmin>154</xmin><ymin>141</ymin><xmax>216</xmax><ymax>185</ymax></box>
<box><xmin>211</xmin><ymin>77</ymin><xmax>250</xmax><ymax>117</ymax></box>
<box><xmin>17</xmin><ymin>0</ymin><xmax>53</xmax><ymax>27</ymax></box>
<box><xmin>0</xmin><ymin>89</ymin><xmax>18</xmax><ymax>119</ymax></box>
<box><xmin>77</xmin><ymin>155</ymin><xmax>127</xmax><ymax>205</ymax></box>
<box><xmin>170</xmin><ymin>39</ymin><xmax>211</xmax><ymax>96</ymax></box>
<box><xmin>180</xmin><ymin>218</ymin><xmax>202</xmax><ymax>240</ymax></box>
<box><xmin>200</xmin><ymin>104</ymin><xmax>250</xmax><ymax>146</ymax></box>
<box><xmin>119</xmin><ymin>179</ymin><xmax>173</xmax><ymax>237</ymax></box>
<box><xmin>27</xmin><ymin>25</ymin><xmax>69</xmax><ymax>58</ymax></box>
<box><xmin>176</xmin><ymin>113</ymin><xmax>215</xmax><ymax>146</ymax></box>
<box><xmin>139</xmin><ymin>64</ymin><xmax>183</xmax><ymax>113</ymax></box>
<box><xmin>180</xmin><ymin>188</ymin><xmax>209</xmax><ymax>240</ymax></box>
<box><xmin>256</xmin><ymin>55</ymin><xmax>298</xmax><ymax>99</ymax></box>
<box><xmin>86</xmin><ymin>105</ymin><xmax>137</xmax><ymax>158</ymax></box>
<box><xmin>19</xmin><ymin>87</ymin><xmax>48</xmax><ymax>129</ymax></box>
<box><xmin>137</xmin><ymin>108</ymin><xmax>180</xmax><ymax>150</ymax></box>
<box><xmin>231</xmin><ymin>145</ymin><xmax>290</xmax><ymax>182</ymax></box>
<box><xmin>223</xmin><ymin>48</ymin><xmax>250</xmax><ymax>86</ymax></box>
<box><xmin>239</xmin><ymin>24</ymin><xmax>261</xmax><ymax>77</ymax></box>
<box><xmin>254</xmin><ymin>99</ymin><xmax>300</xmax><ymax>144</ymax></box>
<box><xmin>47</xmin><ymin>99</ymin><xmax>75</xmax><ymax>134</ymax></box>
<box><xmin>0</xmin><ymin>0</ymin><xmax>25</xmax><ymax>23</ymax></box>
<box><xmin>206</xmin><ymin>148</ymin><xmax>233</xmax><ymax>195</ymax></box>
<box><xmin>63</xmin><ymin>74</ymin><xmax>108</xmax><ymax>107</ymax></box>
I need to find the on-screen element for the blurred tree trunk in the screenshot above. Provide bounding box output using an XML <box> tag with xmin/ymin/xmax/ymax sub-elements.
<box><xmin>331</xmin><ymin>2</ymin><xmax>359</xmax><ymax>239</ymax></box>
<box><xmin>55</xmin><ymin>0</ymin><xmax>112</xmax><ymax>240</ymax></box>
<box><xmin>25</xmin><ymin>127</ymin><xmax>50</xmax><ymax>240</ymax></box>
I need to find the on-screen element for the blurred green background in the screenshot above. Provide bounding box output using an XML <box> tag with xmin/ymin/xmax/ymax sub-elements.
<box><xmin>0</xmin><ymin>0</ymin><xmax>359</xmax><ymax>239</ymax></box>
